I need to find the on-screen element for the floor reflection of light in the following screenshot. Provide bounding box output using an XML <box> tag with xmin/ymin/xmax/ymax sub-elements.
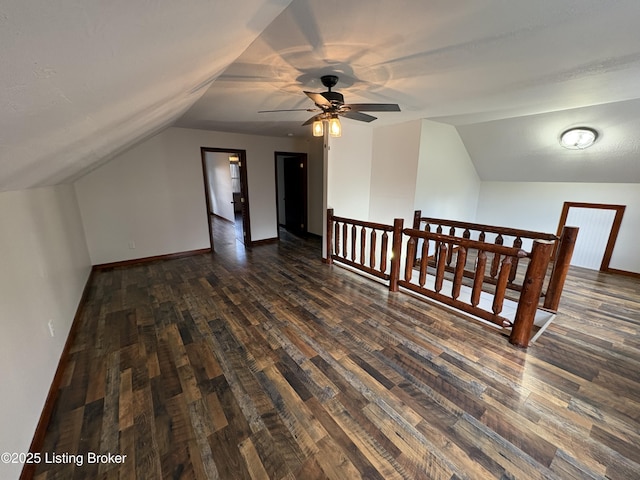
<box><xmin>210</xmin><ymin>215</ymin><xmax>247</xmax><ymax>264</ymax></box>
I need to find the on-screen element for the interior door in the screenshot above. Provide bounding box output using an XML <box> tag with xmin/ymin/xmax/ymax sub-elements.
<box><xmin>200</xmin><ymin>147</ymin><xmax>252</xmax><ymax>250</ymax></box>
<box><xmin>283</xmin><ymin>156</ymin><xmax>307</xmax><ymax>236</ymax></box>
<box><xmin>556</xmin><ymin>201</ymin><xmax>626</xmax><ymax>272</ymax></box>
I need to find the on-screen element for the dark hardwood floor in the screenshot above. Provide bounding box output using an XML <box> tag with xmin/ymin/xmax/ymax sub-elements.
<box><xmin>32</xmin><ymin>218</ymin><xmax>640</xmax><ymax>479</ymax></box>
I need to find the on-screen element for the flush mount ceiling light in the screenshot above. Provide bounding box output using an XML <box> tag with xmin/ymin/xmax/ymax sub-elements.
<box><xmin>559</xmin><ymin>127</ymin><xmax>598</xmax><ymax>150</ymax></box>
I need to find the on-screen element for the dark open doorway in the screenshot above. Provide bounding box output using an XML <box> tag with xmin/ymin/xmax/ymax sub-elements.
<box><xmin>275</xmin><ymin>152</ymin><xmax>308</xmax><ymax>237</ymax></box>
<box><xmin>201</xmin><ymin>147</ymin><xmax>251</xmax><ymax>251</ymax></box>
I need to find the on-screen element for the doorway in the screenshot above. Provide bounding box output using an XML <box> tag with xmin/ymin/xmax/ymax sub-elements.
<box><xmin>201</xmin><ymin>147</ymin><xmax>251</xmax><ymax>250</ymax></box>
<box><xmin>275</xmin><ymin>152</ymin><xmax>308</xmax><ymax>237</ymax></box>
<box><xmin>556</xmin><ymin>201</ymin><xmax>625</xmax><ymax>272</ymax></box>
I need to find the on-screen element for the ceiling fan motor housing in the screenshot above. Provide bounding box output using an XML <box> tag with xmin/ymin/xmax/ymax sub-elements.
<box><xmin>259</xmin><ymin>73</ymin><xmax>400</xmax><ymax>126</ymax></box>
<box><xmin>320</xmin><ymin>75</ymin><xmax>339</xmax><ymax>89</ymax></box>
<box><xmin>322</xmin><ymin>91</ymin><xmax>344</xmax><ymax>105</ymax></box>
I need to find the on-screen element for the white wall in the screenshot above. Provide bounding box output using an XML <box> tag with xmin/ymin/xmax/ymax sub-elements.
<box><xmin>327</xmin><ymin>122</ymin><xmax>373</xmax><ymax>220</ymax></box>
<box><xmin>369</xmin><ymin>120</ymin><xmax>422</xmax><ymax>225</ymax></box>
<box><xmin>415</xmin><ymin>120</ymin><xmax>480</xmax><ymax>221</ymax></box>
<box><xmin>327</xmin><ymin>118</ymin><xmax>479</xmax><ymax>227</ymax></box>
<box><xmin>476</xmin><ymin>182</ymin><xmax>640</xmax><ymax>273</ymax></box>
<box><xmin>75</xmin><ymin>127</ymin><xmax>308</xmax><ymax>265</ymax></box>
<box><xmin>0</xmin><ymin>185</ymin><xmax>91</xmax><ymax>480</ymax></box>
<box><xmin>205</xmin><ymin>151</ymin><xmax>235</xmax><ymax>222</ymax></box>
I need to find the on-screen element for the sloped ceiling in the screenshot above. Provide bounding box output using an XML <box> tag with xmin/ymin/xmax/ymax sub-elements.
<box><xmin>177</xmin><ymin>0</ymin><xmax>640</xmax><ymax>183</ymax></box>
<box><xmin>0</xmin><ymin>0</ymin><xmax>292</xmax><ymax>192</ymax></box>
<box><xmin>3</xmin><ymin>0</ymin><xmax>640</xmax><ymax>192</ymax></box>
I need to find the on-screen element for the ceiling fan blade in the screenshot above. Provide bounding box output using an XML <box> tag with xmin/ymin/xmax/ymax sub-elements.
<box><xmin>258</xmin><ymin>108</ymin><xmax>315</xmax><ymax>113</ymax></box>
<box><xmin>341</xmin><ymin>111</ymin><xmax>378</xmax><ymax>123</ymax></box>
<box><xmin>304</xmin><ymin>91</ymin><xmax>331</xmax><ymax>107</ymax></box>
<box><xmin>302</xmin><ymin>114</ymin><xmax>324</xmax><ymax>126</ymax></box>
<box><xmin>347</xmin><ymin>103</ymin><xmax>401</xmax><ymax>112</ymax></box>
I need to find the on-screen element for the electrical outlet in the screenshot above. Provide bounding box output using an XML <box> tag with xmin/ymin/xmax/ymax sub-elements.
<box><xmin>128</xmin><ymin>240</ymin><xmax>136</xmax><ymax>249</ymax></box>
<box><xmin>47</xmin><ymin>319</ymin><xmax>55</xmax><ymax>337</ymax></box>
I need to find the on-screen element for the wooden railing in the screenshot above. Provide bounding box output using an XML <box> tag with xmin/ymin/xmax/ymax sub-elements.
<box><xmin>326</xmin><ymin>209</ymin><xmax>578</xmax><ymax>348</ymax></box>
<box><xmin>412</xmin><ymin>211</ymin><xmax>578</xmax><ymax>311</ymax></box>
<box><xmin>399</xmin><ymin>228</ymin><xmax>554</xmax><ymax>347</ymax></box>
<box><xmin>326</xmin><ymin>209</ymin><xmax>403</xmax><ymax>290</ymax></box>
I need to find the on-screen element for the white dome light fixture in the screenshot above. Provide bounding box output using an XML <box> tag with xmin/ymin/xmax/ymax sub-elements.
<box><xmin>560</xmin><ymin>127</ymin><xmax>598</xmax><ymax>150</ymax></box>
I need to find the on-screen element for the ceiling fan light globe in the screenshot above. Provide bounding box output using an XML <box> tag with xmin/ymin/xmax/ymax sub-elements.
<box><xmin>312</xmin><ymin>120</ymin><xmax>324</xmax><ymax>137</ymax></box>
<box><xmin>329</xmin><ymin>117</ymin><xmax>342</xmax><ymax>137</ymax></box>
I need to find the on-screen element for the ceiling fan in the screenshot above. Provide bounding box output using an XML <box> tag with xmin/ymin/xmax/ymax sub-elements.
<box><xmin>259</xmin><ymin>75</ymin><xmax>400</xmax><ymax>133</ymax></box>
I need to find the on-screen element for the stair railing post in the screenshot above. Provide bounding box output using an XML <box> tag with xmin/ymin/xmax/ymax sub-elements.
<box><xmin>326</xmin><ymin>208</ymin><xmax>334</xmax><ymax>264</ymax></box>
<box><xmin>389</xmin><ymin>218</ymin><xmax>404</xmax><ymax>292</ymax></box>
<box><xmin>543</xmin><ymin>226</ymin><xmax>579</xmax><ymax>311</ymax></box>
<box><xmin>510</xmin><ymin>240</ymin><xmax>554</xmax><ymax>348</ymax></box>
<box><xmin>413</xmin><ymin>210</ymin><xmax>422</xmax><ymax>230</ymax></box>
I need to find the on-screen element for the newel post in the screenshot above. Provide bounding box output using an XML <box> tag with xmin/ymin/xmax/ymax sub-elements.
<box><xmin>543</xmin><ymin>226</ymin><xmax>579</xmax><ymax>311</ymax></box>
<box><xmin>413</xmin><ymin>210</ymin><xmax>422</xmax><ymax>230</ymax></box>
<box><xmin>326</xmin><ymin>208</ymin><xmax>334</xmax><ymax>264</ymax></box>
<box><xmin>510</xmin><ymin>240</ymin><xmax>554</xmax><ymax>348</ymax></box>
<box><xmin>389</xmin><ymin>218</ymin><xmax>404</xmax><ymax>292</ymax></box>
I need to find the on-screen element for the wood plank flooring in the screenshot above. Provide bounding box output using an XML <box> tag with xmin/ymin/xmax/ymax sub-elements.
<box><xmin>32</xmin><ymin>220</ymin><xmax>640</xmax><ymax>479</ymax></box>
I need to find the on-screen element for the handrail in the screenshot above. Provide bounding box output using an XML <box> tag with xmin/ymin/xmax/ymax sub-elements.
<box><xmin>326</xmin><ymin>209</ymin><xmax>403</xmax><ymax>284</ymax></box>
<box><xmin>331</xmin><ymin>215</ymin><xmax>395</xmax><ymax>232</ymax></box>
<box><xmin>327</xmin><ymin>209</ymin><xmax>575</xmax><ymax>348</ymax></box>
<box><xmin>413</xmin><ymin>210</ymin><xmax>579</xmax><ymax>312</ymax></box>
<box><xmin>413</xmin><ymin>210</ymin><xmax>558</xmax><ymax>241</ymax></box>
<box><xmin>399</xmin><ymin>227</ymin><xmax>537</xmax><ymax>332</ymax></box>
<box><xmin>402</xmin><ymin>229</ymin><xmax>530</xmax><ymax>258</ymax></box>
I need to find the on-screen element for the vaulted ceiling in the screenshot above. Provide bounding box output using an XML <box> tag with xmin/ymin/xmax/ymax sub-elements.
<box><xmin>3</xmin><ymin>0</ymin><xmax>640</xmax><ymax>193</ymax></box>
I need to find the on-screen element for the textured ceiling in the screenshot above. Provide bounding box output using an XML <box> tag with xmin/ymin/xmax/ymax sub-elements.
<box><xmin>177</xmin><ymin>0</ymin><xmax>640</xmax><ymax>183</ymax></box>
<box><xmin>2</xmin><ymin>0</ymin><xmax>640</xmax><ymax>192</ymax></box>
<box><xmin>0</xmin><ymin>0</ymin><xmax>292</xmax><ymax>192</ymax></box>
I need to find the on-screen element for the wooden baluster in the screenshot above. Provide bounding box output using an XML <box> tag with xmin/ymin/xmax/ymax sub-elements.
<box><xmin>380</xmin><ymin>231</ymin><xmax>388</xmax><ymax>274</ymax></box>
<box><xmin>351</xmin><ymin>224</ymin><xmax>357</xmax><ymax>261</ymax></box>
<box><xmin>434</xmin><ymin>243</ymin><xmax>447</xmax><ymax>292</ymax></box>
<box><xmin>451</xmin><ymin>246</ymin><xmax>467</xmax><ymax>300</ymax></box>
<box><xmin>479</xmin><ymin>231</ymin><xmax>486</xmax><ymax>243</ymax></box>
<box><xmin>334</xmin><ymin>222</ymin><xmax>341</xmax><ymax>257</ymax></box>
<box><xmin>405</xmin><ymin>237</ymin><xmax>417</xmax><ymax>282</ymax></box>
<box><xmin>492</xmin><ymin>256</ymin><xmax>513</xmax><ymax>315</ymax></box>
<box><xmin>471</xmin><ymin>251</ymin><xmax>487</xmax><ymax>307</ymax></box>
<box><xmin>461</xmin><ymin>229</ymin><xmax>471</xmax><ymax>271</ymax></box>
<box><xmin>342</xmin><ymin>223</ymin><xmax>347</xmax><ymax>259</ymax></box>
<box><xmin>513</xmin><ymin>236</ymin><xmax>523</xmax><ymax>249</ymax></box>
<box><xmin>326</xmin><ymin>208</ymin><xmax>334</xmax><ymax>264</ymax></box>
<box><xmin>434</xmin><ymin>225</ymin><xmax>443</xmax><ymax>265</ymax></box>
<box><xmin>360</xmin><ymin>226</ymin><xmax>366</xmax><ymax>265</ymax></box>
<box><xmin>419</xmin><ymin>241</ymin><xmax>429</xmax><ymax>287</ymax></box>
<box><xmin>490</xmin><ymin>234</ymin><xmax>504</xmax><ymax>278</ymax></box>
<box><xmin>447</xmin><ymin>227</ymin><xmax>455</xmax><ymax>265</ymax></box>
<box><xmin>418</xmin><ymin>235</ymin><xmax>430</xmax><ymax>287</ymax></box>
<box><xmin>413</xmin><ymin>238</ymin><xmax>420</xmax><ymax>267</ymax></box>
<box><xmin>509</xmin><ymin>237</ymin><xmax>523</xmax><ymax>282</ymax></box>
<box><xmin>369</xmin><ymin>230</ymin><xmax>377</xmax><ymax>270</ymax></box>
